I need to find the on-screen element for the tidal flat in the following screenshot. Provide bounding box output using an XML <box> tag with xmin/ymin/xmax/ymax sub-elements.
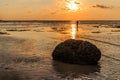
<box><xmin>0</xmin><ymin>22</ymin><xmax>120</xmax><ymax>80</ymax></box>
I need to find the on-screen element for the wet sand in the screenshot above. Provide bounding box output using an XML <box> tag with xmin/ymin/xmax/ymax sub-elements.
<box><xmin>0</xmin><ymin>24</ymin><xmax>120</xmax><ymax>80</ymax></box>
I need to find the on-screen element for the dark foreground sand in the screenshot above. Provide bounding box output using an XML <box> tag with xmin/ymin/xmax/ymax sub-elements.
<box><xmin>0</xmin><ymin>25</ymin><xmax>120</xmax><ymax>80</ymax></box>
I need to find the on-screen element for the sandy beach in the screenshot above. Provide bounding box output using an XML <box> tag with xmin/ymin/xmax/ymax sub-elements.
<box><xmin>0</xmin><ymin>23</ymin><xmax>120</xmax><ymax>80</ymax></box>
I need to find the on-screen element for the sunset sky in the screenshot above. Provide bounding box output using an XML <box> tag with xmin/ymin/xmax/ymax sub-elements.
<box><xmin>0</xmin><ymin>0</ymin><xmax>120</xmax><ymax>20</ymax></box>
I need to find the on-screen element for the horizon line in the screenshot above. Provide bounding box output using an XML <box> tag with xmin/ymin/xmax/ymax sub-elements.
<box><xmin>0</xmin><ymin>19</ymin><xmax>120</xmax><ymax>21</ymax></box>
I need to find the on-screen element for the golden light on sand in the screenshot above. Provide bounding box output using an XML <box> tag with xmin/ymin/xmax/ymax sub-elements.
<box><xmin>66</xmin><ymin>0</ymin><xmax>79</xmax><ymax>11</ymax></box>
<box><xmin>71</xmin><ymin>24</ymin><xmax>77</xmax><ymax>39</ymax></box>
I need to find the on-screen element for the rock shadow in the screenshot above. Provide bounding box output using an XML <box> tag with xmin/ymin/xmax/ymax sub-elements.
<box><xmin>52</xmin><ymin>61</ymin><xmax>101</xmax><ymax>78</ymax></box>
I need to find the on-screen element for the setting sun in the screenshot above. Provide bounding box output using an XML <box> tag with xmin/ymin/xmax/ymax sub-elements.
<box><xmin>66</xmin><ymin>3</ymin><xmax>78</xmax><ymax>11</ymax></box>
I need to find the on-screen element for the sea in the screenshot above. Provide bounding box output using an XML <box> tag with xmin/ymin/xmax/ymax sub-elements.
<box><xmin>0</xmin><ymin>20</ymin><xmax>120</xmax><ymax>27</ymax></box>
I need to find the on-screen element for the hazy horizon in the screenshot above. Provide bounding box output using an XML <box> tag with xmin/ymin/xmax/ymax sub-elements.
<box><xmin>0</xmin><ymin>19</ymin><xmax>120</xmax><ymax>21</ymax></box>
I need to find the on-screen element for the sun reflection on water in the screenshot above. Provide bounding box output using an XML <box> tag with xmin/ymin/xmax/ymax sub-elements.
<box><xmin>71</xmin><ymin>24</ymin><xmax>77</xmax><ymax>39</ymax></box>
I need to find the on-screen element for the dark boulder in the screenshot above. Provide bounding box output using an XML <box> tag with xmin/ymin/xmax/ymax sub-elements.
<box><xmin>52</xmin><ymin>39</ymin><xmax>101</xmax><ymax>65</ymax></box>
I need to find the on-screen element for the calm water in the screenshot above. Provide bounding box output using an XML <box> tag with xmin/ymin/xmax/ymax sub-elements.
<box><xmin>0</xmin><ymin>21</ymin><xmax>120</xmax><ymax>80</ymax></box>
<box><xmin>0</xmin><ymin>20</ymin><xmax>120</xmax><ymax>27</ymax></box>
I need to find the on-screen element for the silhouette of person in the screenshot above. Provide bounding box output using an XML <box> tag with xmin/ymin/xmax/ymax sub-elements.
<box><xmin>76</xmin><ymin>21</ymin><xmax>79</xmax><ymax>31</ymax></box>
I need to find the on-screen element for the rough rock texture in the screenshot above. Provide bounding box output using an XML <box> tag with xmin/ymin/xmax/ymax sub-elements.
<box><xmin>52</xmin><ymin>39</ymin><xmax>101</xmax><ymax>65</ymax></box>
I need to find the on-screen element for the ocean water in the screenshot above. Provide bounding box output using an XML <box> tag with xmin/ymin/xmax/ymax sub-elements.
<box><xmin>0</xmin><ymin>20</ymin><xmax>120</xmax><ymax>27</ymax></box>
<box><xmin>0</xmin><ymin>20</ymin><xmax>120</xmax><ymax>80</ymax></box>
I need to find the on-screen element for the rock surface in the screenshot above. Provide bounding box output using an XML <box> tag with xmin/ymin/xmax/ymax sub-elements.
<box><xmin>52</xmin><ymin>39</ymin><xmax>101</xmax><ymax>65</ymax></box>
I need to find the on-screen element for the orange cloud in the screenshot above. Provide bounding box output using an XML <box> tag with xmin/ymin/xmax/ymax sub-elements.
<box><xmin>92</xmin><ymin>4</ymin><xmax>113</xmax><ymax>9</ymax></box>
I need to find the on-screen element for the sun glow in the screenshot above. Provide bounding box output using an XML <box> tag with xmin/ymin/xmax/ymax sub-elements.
<box><xmin>67</xmin><ymin>3</ymin><xmax>78</xmax><ymax>11</ymax></box>
<box><xmin>66</xmin><ymin>0</ymin><xmax>79</xmax><ymax>11</ymax></box>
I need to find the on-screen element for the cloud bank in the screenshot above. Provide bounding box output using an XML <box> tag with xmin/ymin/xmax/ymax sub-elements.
<box><xmin>92</xmin><ymin>4</ymin><xmax>113</xmax><ymax>9</ymax></box>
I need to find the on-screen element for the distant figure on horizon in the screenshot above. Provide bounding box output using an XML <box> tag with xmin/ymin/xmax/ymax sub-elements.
<box><xmin>76</xmin><ymin>21</ymin><xmax>79</xmax><ymax>31</ymax></box>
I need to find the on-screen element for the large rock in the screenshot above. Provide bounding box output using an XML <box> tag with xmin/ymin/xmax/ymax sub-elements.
<box><xmin>52</xmin><ymin>39</ymin><xmax>101</xmax><ymax>65</ymax></box>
